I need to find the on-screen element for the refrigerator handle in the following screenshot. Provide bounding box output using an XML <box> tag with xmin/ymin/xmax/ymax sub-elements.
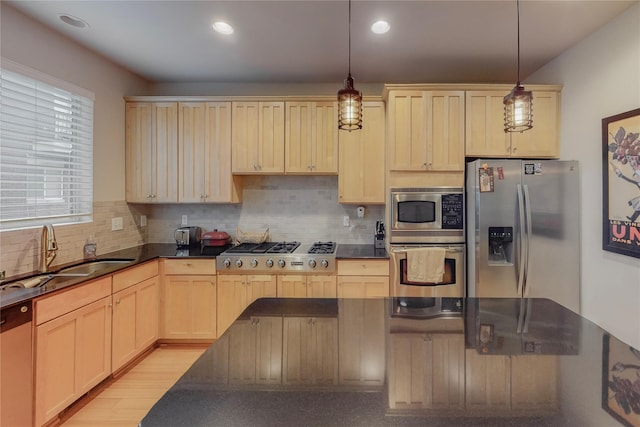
<box><xmin>516</xmin><ymin>184</ymin><xmax>526</xmax><ymax>297</ymax></box>
<box><xmin>523</xmin><ymin>184</ymin><xmax>533</xmax><ymax>298</ymax></box>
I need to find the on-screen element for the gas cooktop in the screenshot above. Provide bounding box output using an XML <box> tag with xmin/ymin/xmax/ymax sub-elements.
<box><xmin>216</xmin><ymin>241</ymin><xmax>337</xmax><ymax>273</ymax></box>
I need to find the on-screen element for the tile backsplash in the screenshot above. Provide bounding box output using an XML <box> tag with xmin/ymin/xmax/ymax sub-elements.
<box><xmin>147</xmin><ymin>176</ymin><xmax>385</xmax><ymax>244</ymax></box>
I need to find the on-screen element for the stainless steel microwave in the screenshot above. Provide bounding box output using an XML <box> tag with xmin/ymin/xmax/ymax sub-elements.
<box><xmin>389</xmin><ymin>187</ymin><xmax>464</xmax><ymax>244</ymax></box>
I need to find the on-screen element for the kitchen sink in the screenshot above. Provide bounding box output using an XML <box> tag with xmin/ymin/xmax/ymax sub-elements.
<box><xmin>55</xmin><ymin>259</ymin><xmax>135</xmax><ymax>276</ymax></box>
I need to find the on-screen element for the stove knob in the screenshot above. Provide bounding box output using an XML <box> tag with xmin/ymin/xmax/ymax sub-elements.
<box><xmin>308</xmin><ymin>259</ymin><xmax>317</xmax><ymax>268</ymax></box>
<box><xmin>250</xmin><ymin>258</ymin><xmax>258</xmax><ymax>268</ymax></box>
<box><xmin>265</xmin><ymin>259</ymin><xmax>274</xmax><ymax>268</ymax></box>
<box><xmin>320</xmin><ymin>259</ymin><xmax>329</xmax><ymax>268</ymax></box>
<box><xmin>278</xmin><ymin>259</ymin><xmax>286</xmax><ymax>268</ymax></box>
<box><xmin>223</xmin><ymin>259</ymin><xmax>231</xmax><ymax>268</ymax></box>
<box><xmin>235</xmin><ymin>259</ymin><xmax>243</xmax><ymax>268</ymax></box>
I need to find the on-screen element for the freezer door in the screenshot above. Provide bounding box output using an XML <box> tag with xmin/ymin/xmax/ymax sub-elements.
<box><xmin>521</xmin><ymin>160</ymin><xmax>580</xmax><ymax>313</ymax></box>
<box><xmin>466</xmin><ymin>159</ymin><xmax>523</xmax><ymax>298</ymax></box>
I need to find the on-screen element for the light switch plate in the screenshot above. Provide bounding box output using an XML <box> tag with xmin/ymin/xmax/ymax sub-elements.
<box><xmin>140</xmin><ymin>215</ymin><xmax>147</xmax><ymax>227</ymax></box>
<box><xmin>111</xmin><ymin>217</ymin><xmax>123</xmax><ymax>231</ymax></box>
<box><xmin>343</xmin><ymin>215</ymin><xmax>350</xmax><ymax>227</ymax></box>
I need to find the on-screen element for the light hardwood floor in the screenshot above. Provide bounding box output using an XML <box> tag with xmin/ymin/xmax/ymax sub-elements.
<box><xmin>61</xmin><ymin>346</ymin><xmax>206</xmax><ymax>427</ymax></box>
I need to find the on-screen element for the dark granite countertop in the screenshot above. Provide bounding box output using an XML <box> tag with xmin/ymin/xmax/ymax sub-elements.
<box><xmin>336</xmin><ymin>244</ymin><xmax>388</xmax><ymax>259</ymax></box>
<box><xmin>141</xmin><ymin>297</ymin><xmax>635</xmax><ymax>427</ymax></box>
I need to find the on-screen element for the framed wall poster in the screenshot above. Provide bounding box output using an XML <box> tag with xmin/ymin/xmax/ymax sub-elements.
<box><xmin>602</xmin><ymin>334</ymin><xmax>640</xmax><ymax>426</ymax></box>
<box><xmin>602</xmin><ymin>108</ymin><xmax>640</xmax><ymax>258</ymax></box>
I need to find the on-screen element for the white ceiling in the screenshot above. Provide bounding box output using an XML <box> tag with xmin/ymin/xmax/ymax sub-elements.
<box><xmin>6</xmin><ymin>0</ymin><xmax>637</xmax><ymax>84</ymax></box>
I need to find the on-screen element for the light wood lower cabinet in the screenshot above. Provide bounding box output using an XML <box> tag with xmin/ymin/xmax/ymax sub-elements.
<box><xmin>282</xmin><ymin>317</ymin><xmax>338</xmax><ymax>385</ymax></box>
<box><xmin>161</xmin><ymin>259</ymin><xmax>217</xmax><ymax>340</ymax></box>
<box><xmin>338</xmin><ymin>299</ymin><xmax>386</xmax><ymax>387</ymax></box>
<box><xmin>277</xmin><ymin>275</ymin><xmax>337</xmax><ymax>298</ymax></box>
<box><xmin>387</xmin><ymin>333</ymin><xmax>465</xmax><ymax>412</ymax></box>
<box><xmin>34</xmin><ymin>278</ymin><xmax>112</xmax><ymax>427</ymax></box>
<box><xmin>112</xmin><ymin>276</ymin><xmax>159</xmax><ymax>371</ymax></box>
<box><xmin>228</xmin><ymin>316</ymin><xmax>283</xmax><ymax>385</ymax></box>
<box><xmin>217</xmin><ymin>274</ymin><xmax>277</xmax><ymax>337</ymax></box>
<box><xmin>336</xmin><ymin>259</ymin><xmax>390</xmax><ymax>298</ymax></box>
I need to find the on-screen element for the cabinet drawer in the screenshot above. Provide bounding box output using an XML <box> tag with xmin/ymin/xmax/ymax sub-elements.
<box><xmin>337</xmin><ymin>260</ymin><xmax>389</xmax><ymax>276</ymax></box>
<box><xmin>162</xmin><ymin>258</ymin><xmax>216</xmax><ymax>275</ymax></box>
<box><xmin>35</xmin><ymin>276</ymin><xmax>111</xmax><ymax>325</ymax></box>
<box><xmin>112</xmin><ymin>260</ymin><xmax>159</xmax><ymax>293</ymax></box>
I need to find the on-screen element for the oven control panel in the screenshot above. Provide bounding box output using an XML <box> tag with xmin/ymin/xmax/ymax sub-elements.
<box><xmin>441</xmin><ymin>194</ymin><xmax>464</xmax><ymax>229</ymax></box>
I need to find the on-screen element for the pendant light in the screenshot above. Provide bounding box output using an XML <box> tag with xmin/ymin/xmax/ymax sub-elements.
<box><xmin>337</xmin><ymin>0</ymin><xmax>362</xmax><ymax>131</ymax></box>
<box><xmin>503</xmin><ymin>0</ymin><xmax>533</xmax><ymax>133</ymax></box>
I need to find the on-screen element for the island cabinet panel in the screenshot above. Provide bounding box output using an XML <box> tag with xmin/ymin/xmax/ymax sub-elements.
<box><xmin>338</xmin><ymin>101</ymin><xmax>386</xmax><ymax>204</ymax></box>
<box><xmin>35</xmin><ymin>295</ymin><xmax>112</xmax><ymax>427</ymax></box>
<box><xmin>228</xmin><ymin>317</ymin><xmax>283</xmax><ymax>385</ymax></box>
<box><xmin>285</xmin><ymin>101</ymin><xmax>338</xmax><ymax>174</ymax></box>
<box><xmin>178</xmin><ymin>102</ymin><xmax>241</xmax><ymax>203</ymax></box>
<box><xmin>338</xmin><ymin>299</ymin><xmax>386</xmax><ymax>387</ymax></box>
<box><xmin>282</xmin><ymin>317</ymin><xmax>339</xmax><ymax>386</ymax></box>
<box><xmin>277</xmin><ymin>275</ymin><xmax>337</xmax><ymax>298</ymax></box>
<box><xmin>112</xmin><ymin>276</ymin><xmax>159</xmax><ymax>372</ymax></box>
<box><xmin>464</xmin><ymin>350</ymin><xmax>511</xmax><ymax>411</ymax></box>
<box><xmin>232</xmin><ymin>101</ymin><xmax>285</xmax><ymax>174</ymax></box>
<box><xmin>387</xmin><ymin>90</ymin><xmax>465</xmax><ymax>172</ymax></box>
<box><xmin>465</xmin><ymin>90</ymin><xmax>560</xmax><ymax>159</ymax></box>
<box><xmin>387</xmin><ymin>333</ymin><xmax>465</xmax><ymax>412</ymax></box>
<box><xmin>125</xmin><ymin>102</ymin><xmax>178</xmax><ymax>203</ymax></box>
<box><xmin>161</xmin><ymin>259</ymin><xmax>217</xmax><ymax>340</ymax></box>
<box><xmin>510</xmin><ymin>355</ymin><xmax>559</xmax><ymax>412</ymax></box>
<box><xmin>217</xmin><ymin>274</ymin><xmax>277</xmax><ymax>337</ymax></box>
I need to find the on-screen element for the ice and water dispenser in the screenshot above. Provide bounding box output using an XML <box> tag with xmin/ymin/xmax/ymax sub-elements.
<box><xmin>488</xmin><ymin>227</ymin><xmax>513</xmax><ymax>265</ymax></box>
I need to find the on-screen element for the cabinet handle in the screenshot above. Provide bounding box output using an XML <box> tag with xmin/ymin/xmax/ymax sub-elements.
<box><xmin>253</xmin><ymin>164</ymin><xmax>258</xmax><ymax>171</ymax></box>
<box><xmin>115</xmin><ymin>300</ymin><xmax>121</xmax><ymax>305</ymax></box>
<box><xmin>108</xmin><ymin>303</ymin><xmax>112</xmax><ymax>308</ymax></box>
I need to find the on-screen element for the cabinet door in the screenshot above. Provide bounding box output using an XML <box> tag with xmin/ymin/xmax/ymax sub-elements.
<box><xmin>112</xmin><ymin>284</ymin><xmax>138</xmax><ymax>371</ymax></box>
<box><xmin>337</xmin><ymin>275</ymin><xmax>389</xmax><ymax>298</ymax></box>
<box><xmin>277</xmin><ymin>275</ymin><xmax>308</xmax><ymax>298</ymax></box>
<box><xmin>227</xmin><ymin>319</ymin><xmax>257</xmax><ymax>384</ymax></box>
<box><xmin>35</xmin><ymin>297</ymin><xmax>112</xmax><ymax>427</ymax></box>
<box><xmin>428</xmin><ymin>91</ymin><xmax>465</xmax><ymax>171</ymax></box>
<box><xmin>125</xmin><ymin>102</ymin><xmax>178</xmax><ymax>203</ymax></box>
<box><xmin>312</xmin><ymin>317</ymin><xmax>339</xmax><ymax>385</ymax></box>
<box><xmin>179</xmin><ymin>102</ymin><xmax>238</xmax><ymax>203</ymax></box>
<box><xmin>387</xmin><ymin>333</ymin><xmax>428</xmax><ymax>410</ymax></box>
<box><xmin>217</xmin><ymin>275</ymin><xmax>248</xmax><ymax>337</ymax></box>
<box><xmin>307</xmin><ymin>275</ymin><xmax>337</xmax><ymax>298</ymax></box>
<box><xmin>163</xmin><ymin>275</ymin><xmax>216</xmax><ymax>339</ymax></box>
<box><xmin>388</xmin><ymin>91</ymin><xmax>428</xmax><ymax>171</ymax></box>
<box><xmin>338</xmin><ymin>299</ymin><xmax>385</xmax><ymax>387</ymax></box>
<box><xmin>465</xmin><ymin>349</ymin><xmax>511</xmax><ymax>411</ymax></box>
<box><xmin>465</xmin><ymin>91</ymin><xmax>511</xmax><ymax>157</ymax></box>
<box><xmin>136</xmin><ymin>276</ymin><xmax>159</xmax><ymax>349</ymax></box>
<box><xmin>246</xmin><ymin>274</ymin><xmax>277</xmax><ymax>305</ymax></box>
<box><xmin>510</xmin><ymin>355</ymin><xmax>558</xmax><ymax>412</ymax></box>
<box><xmin>285</xmin><ymin>101</ymin><xmax>338</xmax><ymax>174</ymax></box>
<box><xmin>426</xmin><ymin>334</ymin><xmax>465</xmax><ymax>409</ymax></box>
<box><xmin>510</xmin><ymin>91</ymin><xmax>560</xmax><ymax>158</ymax></box>
<box><xmin>338</xmin><ymin>101</ymin><xmax>385</xmax><ymax>204</ymax></box>
<box><xmin>232</xmin><ymin>102</ymin><xmax>285</xmax><ymax>173</ymax></box>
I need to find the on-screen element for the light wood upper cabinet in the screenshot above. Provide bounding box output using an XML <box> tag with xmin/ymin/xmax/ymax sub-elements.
<box><xmin>388</xmin><ymin>90</ymin><xmax>465</xmax><ymax>172</ymax></box>
<box><xmin>465</xmin><ymin>90</ymin><xmax>560</xmax><ymax>158</ymax></box>
<box><xmin>126</xmin><ymin>102</ymin><xmax>178</xmax><ymax>203</ymax></box>
<box><xmin>285</xmin><ymin>101</ymin><xmax>339</xmax><ymax>174</ymax></box>
<box><xmin>178</xmin><ymin>102</ymin><xmax>241</xmax><ymax>203</ymax></box>
<box><xmin>338</xmin><ymin>101</ymin><xmax>386</xmax><ymax>204</ymax></box>
<box><xmin>232</xmin><ymin>101</ymin><xmax>285</xmax><ymax>173</ymax></box>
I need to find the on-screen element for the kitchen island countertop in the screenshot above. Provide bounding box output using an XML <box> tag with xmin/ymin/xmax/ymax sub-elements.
<box><xmin>140</xmin><ymin>297</ymin><xmax>637</xmax><ymax>427</ymax></box>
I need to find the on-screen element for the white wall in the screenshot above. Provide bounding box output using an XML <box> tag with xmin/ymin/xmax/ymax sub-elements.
<box><xmin>528</xmin><ymin>2</ymin><xmax>640</xmax><ymax>349</ymax></box>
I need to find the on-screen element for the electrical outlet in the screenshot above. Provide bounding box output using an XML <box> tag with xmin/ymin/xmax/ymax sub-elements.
<box><xmin>111</xmin><ymin>217</ymin><xmax>124</xmax><ymax>231</ymax></box>
<box><xmin>181</xmin><ymin>215</ymin><xmax>188</xmax><ymax>226</ymax></box>
<box><xmin>140</xmin><ymin>215</ymin><xmax>147</xmax><ymax>227</ymax></box>
<box><xmin>343</xmin><ymin>215</ymin><xmax>350</xmax><ymax>227</ymax></box>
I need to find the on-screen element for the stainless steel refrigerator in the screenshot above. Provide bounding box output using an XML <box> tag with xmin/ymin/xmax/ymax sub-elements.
<box><xmin>466</xmin><ymin>159</ymin><xmax>581</xmax><ymax>314</ymax></box>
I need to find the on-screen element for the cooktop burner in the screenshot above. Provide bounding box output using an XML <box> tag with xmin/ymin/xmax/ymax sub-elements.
<box><xmin>223</xmin><ymin>241</ymin><xmax>300</xmax><ymax>254</ymax></box>
<box><xmin>308</xmin><ymin>241</ymin><xmax>336</xmax><ymax>255</ymax></box>
<box><xmin>267</xmin><ymin>241</ymin><xmax>300</xmax><ymax>254</ymax></box>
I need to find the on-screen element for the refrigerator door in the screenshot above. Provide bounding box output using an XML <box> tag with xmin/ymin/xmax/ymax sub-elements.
<box><xmin>521</xmin><ymin>160</ymin><xmax>581</xmax><ymax>313</ymax></box>
<box><xmin>466</xmin><ymin>159</ymin><xmax>524</xmax><ymax>298</ymax></box>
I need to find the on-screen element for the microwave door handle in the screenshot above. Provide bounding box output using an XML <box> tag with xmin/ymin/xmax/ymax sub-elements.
<box><xmin>516</xmin><ymin>184</ymin><xmax>526</xmax><ymax>298</ymax></box>
<box><xmin>522</xmin><ymin>184</ymin><xmax>533</xmax><ymax>298</ymax></box>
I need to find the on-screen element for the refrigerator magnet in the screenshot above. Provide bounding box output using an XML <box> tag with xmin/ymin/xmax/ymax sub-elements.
<box><xmin>479</xmin><ymin>167</ymin><xmax>494</xmax><ymax>193</ymax></box>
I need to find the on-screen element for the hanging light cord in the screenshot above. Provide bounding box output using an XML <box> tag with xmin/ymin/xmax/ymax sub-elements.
<box><xmin>348</xmin><ymin>0</ymin><xmax>352</xmax><ymax>76</ymax></box>
<box><xmin>516</xmin><ymin>0</ymin><xmax>521</xmax><ymax>85</ymax></box>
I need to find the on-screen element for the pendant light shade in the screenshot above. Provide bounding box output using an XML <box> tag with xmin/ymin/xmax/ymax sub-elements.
<box><xmin>504</xmin><ymin>0</ymin><xmax>533</xmax><ymax>133</ymax></box>
<box><xmin>338</xmin><ymin>0</ymin><xmax>362</xmax><ymax>131</ymax></box>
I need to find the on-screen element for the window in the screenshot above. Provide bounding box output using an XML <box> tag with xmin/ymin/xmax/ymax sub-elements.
<box><xmin>0</xmin><ymin>61</ymin><xmax>94</xmax><ymax>230</ymax></box>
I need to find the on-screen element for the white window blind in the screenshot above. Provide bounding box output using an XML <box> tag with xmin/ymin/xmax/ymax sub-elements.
<box><xmin>0</xmin><ymin>64</ymin><xmax>94</xmax><ymax>230</ymax></box>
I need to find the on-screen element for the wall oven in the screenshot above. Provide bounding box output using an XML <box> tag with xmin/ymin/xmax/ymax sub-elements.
<box><xmin>390</xmin><ymin>244</ymin><xmax>465</xmax><ymax>297</ymax></box>
<box><xmin>389</xmin><ymin>187</ymin><xmax>464</xmax><ymax>244</ymax></box>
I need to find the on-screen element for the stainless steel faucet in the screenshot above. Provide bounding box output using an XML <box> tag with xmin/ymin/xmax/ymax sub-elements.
<box><xmin>40</xmin><ymin>224</ymin><xmax>58</xmax><ymax>272</ymax></box>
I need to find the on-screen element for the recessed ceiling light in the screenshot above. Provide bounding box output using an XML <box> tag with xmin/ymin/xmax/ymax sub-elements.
<box><xmin>212</xmin><ymin>21</ymin><xmax>234</xmax><ymax>35</ymax></box>
<box><xmin>59</xmin><ymin>14</ymin><xmax>89</xmax><ymax>29</ymax></box>
<box><xmin>371</xmin><ymin>20</ymin><xmax>390</xmax><ymax>35</ymax></box>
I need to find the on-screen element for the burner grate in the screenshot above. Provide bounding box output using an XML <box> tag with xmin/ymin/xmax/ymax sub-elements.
<box><xmin>308</xmin><ymin>241</ymin><xmax>336</xmax><ymax>255</ymax></box>
<box><xmin>266</xmin><ymin>241</ymin><xmax>300</xmax><ymax>254</ymax></box>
